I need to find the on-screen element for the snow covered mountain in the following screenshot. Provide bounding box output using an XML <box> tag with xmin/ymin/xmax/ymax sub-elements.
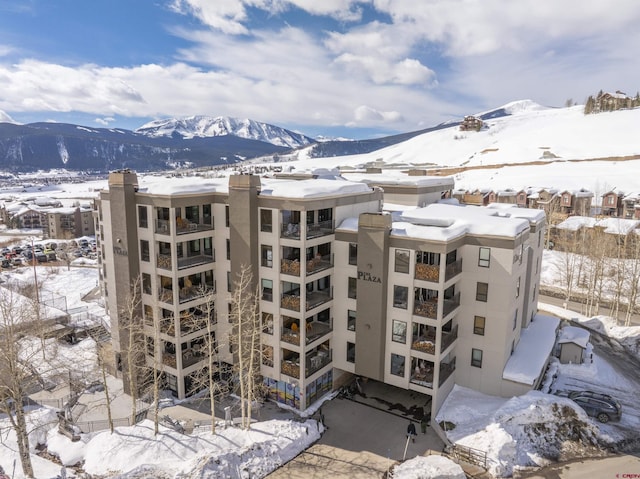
<box><xmin>0</xmin><ymin>109</ymin><xmax>17</xmax><ymax>124</ymax></box>
<box><xmin>136</xmin><ymin>116</ymin><xmax>314</xmax><ymax>149</ymax></box>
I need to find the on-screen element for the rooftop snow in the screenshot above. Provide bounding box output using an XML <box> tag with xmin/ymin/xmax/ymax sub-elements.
<box><xmin>502</xmin><ymin>314</ymin><xmax>559</xmax><ymax>385</ymax></box>
<box><xmin>558</xmin><ymin>326</ymin><xmax>590</xmax><ymax>348</ymax></box>
<box><xmin>556</xmin><ymin>215</ymin><xmax>639</xmax><ymax>234</ymax></box>
<box><xmin>139</xmin><ymin>176</ymin><xmax>229</xmax><ymax>195</ymax></box>
<box><xmin>259</xmin><ymin>178</ymin><xmax>371</xmax><ymax>199</ymax></box>
<box><xmin>555</xmin><ymin>216</ymin><xmax>597</xmax><ymax>231</ymax></box>
<box><xmin>342</xmin><ymin>172</ymin><xmax>455</xmax><ymax>188</ymax></box>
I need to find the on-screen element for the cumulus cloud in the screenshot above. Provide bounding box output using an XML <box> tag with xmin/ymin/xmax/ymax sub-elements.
<box><xmin>94</xmin><ymin>117</ymin><xmax>115</xmax><ymax>126</ymax></box>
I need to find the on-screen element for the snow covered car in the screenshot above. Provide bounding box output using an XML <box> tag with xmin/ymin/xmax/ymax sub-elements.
<box><xmin>568</xmin><ymin>390</ymin><xmax>621</xmax><ymax>423</ymax></box>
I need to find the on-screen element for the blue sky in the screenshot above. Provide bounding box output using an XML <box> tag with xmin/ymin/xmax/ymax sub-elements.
<box><xmin>0</xmin><ymin>1</ymin><xmax>638</xmax><ymax>139</ymax></box>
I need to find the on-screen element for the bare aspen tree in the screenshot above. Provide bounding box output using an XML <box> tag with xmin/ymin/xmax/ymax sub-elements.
<box><xmin>0</xmin><ymin>288</ymin><xmax>39</xmax><ymax>478</ymax></box>
<box><xmin>228</xmin><ymin>266</ymin><xmax>262</xmax><ymax>430</ymax></box>
<box><xmin>624</xmin><ymin>236</ymin><xmax>640</xmax><ymax>326</ymax></box>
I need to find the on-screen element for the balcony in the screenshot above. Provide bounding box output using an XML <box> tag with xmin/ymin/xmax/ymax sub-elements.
<box><xmin>281</xmin><ymin>259</ymin><xmax>301</xmax><ymax>276</ymax></box>
<box><xmin>415</xmin><ymin>263</ymin><xmax>439</xmax><ymax>282</ymax></box>
<box><xmin>178</xmin><ymin>285</ymin><xmax>214</xmax><ymax>304</ymax></box>
<box><xmin>281</xmin><ymin>222</ymin><xmax>301</xmax><ymax>240</ymax></box>
<box><xmin>281</xmin><ymin>326</ymin><xmax>301</xmax><ymax>346</ymax></box>
<box><xmin>441</xmin><ymin>325</ymin><xmax>458</xmax><ymax>353</ymax></box>
<box><xmin>410</xmin><ymin>362</ymin><xmax>434</xmax><ymax>389</ymax></box>
<box><xmin>306</xmin><ymin>290</ymin><xmax>332</xmax><ymax>311</ymax></box>
<box><xmin>155</xmin><ymin>219</ymin><xmax>170</xmax><ymax>235</ymax></box>
<box><xmin>413</xmin><ymin>299</ymin><xmax>437</xmax><ymax>319</ymax></box>
<box><xmin>281</xmin><ymin>360</ymin><xmax>300</xmax><ymax>379</ymax></box>
<box><xmin>157</xmin><ymin>254</ymin><xmax>172</xmax><ymax>270</ymax></box>
<box><xmin>442</xmin><ymin>292</ymin><xmax>461</xmax><ymax>318</ymax></box>
<box><xmin>177</xmin><ymin>253</ymin><xmax>214</xmax><ymax>270</ymax></box>
<box><xmin>411</xmin><ymin>335</ymin><xmax>436</xmax><ymax>355</ymax></box>
<box><xmin>176</xmin><ymin>217</ymin><xmax>213</xmax><ymax>235</ymax></box>
<box><xmin>306</xmin><ymin>349</ymin><xmax>332</xmax><ymax>377</ymax></box>
<box><xmin>158</xmin><ymin>288</ymin><xmax>174</xmax><ymax>304</ymax></box>
<box><xmin>439</xmin><ymin>358</ymin><xmax>456</xmax><ymax>386</ymax></box>
<box><xmin>305</xmin><ymin>320</ymin><xmax>332</xmax><ymax>344</ymax></box>
<box><xmin>162</xmin><ymin>353</ymin><xmax>177</xmax><ymax>369</ymax></box>
<box><xmin>281</xmin><ymin>294</ymin><xmax>301</xmax><ymax>312</ymax></box>
<box><xmin>306</xmin><ymin>220</ymin><xmax>335</xmax><ymax>239</ymax></box>
<box><xmin>306</xmin><ymin>254</ymin><xmax>332</xmax><ymax>275</ymax></box>
<box><xmin>182</xmin><ymin>347</ymin><xmax>206</xmax><ymax>368</ymax></box>
<box><xmin>444</xmin><ymin>258</ymin><xmax>463</xmax><ymax>281</ymax></box>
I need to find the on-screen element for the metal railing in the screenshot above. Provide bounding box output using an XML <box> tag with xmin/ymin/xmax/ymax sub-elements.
<box><xmin>306</xmin><ymin>349</ymin><xmax>332</xmax><ymax>377</ymax></box>
<box><xmin>306</xmin><ymin>220</ymin><xmax>334</xmax><ymax>239</ymax></box>
<box><xmin>444</xmin><ymin>258</ymin><xmax>463</xmax><ymax>281</ymax></box>
<box><xmin>442</xmin><ymin>292</ymin><xmax>461</xmax><ymax>317</ymax></box>
<box><xmin>441</xmin><ymin>325</ymin><xmax>458</xmax><ymax>353</ymax></box>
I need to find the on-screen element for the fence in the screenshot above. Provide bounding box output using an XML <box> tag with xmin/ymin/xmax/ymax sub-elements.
<box><xmin>448</xmin><ymin>443</ymin><xmax>487</xmax><ymax>469</ymax></box>
<box><xmin>75</xmin><ymin>408</ymin><xmax>149</xmax><ymax>433</ymax></box>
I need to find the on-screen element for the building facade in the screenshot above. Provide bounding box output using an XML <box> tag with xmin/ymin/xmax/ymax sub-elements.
<box><xmin>97</xmin><ymin>170</ymin><xmax>547</xmax><ymax>417</ymax></box>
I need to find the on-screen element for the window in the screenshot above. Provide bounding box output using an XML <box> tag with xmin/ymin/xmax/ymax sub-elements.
<box><xmin>261</xmin><ymin>245</ymin><xmax>273</xmax><ymax>268</ymax></box>
<box><xmin>476</xmin><ymin>282</ymin><xmax>488</xmax><ymax>302</ymax></box>
<box><xmin>347</xmin><ymin>310</ymin><xmax>356</xmax><ymax>331</ymax></box>
<box><xmin>226</xmin><ymin>239</ymin><xmax>231</xmax><ymax>260</ymax></box>
<box><xmin>348</xmin><ymin>277</ymin><xmax>357</xmax><ymax>299</ymax></box>
<box><xmin>513</xmin><ymin>309</ymin><xmax>518</xmax><ymax>330</ymax></box>
<box><xmin>478</xmin><ymin>247</ymin><xmax>490</xmax><ymax>267</ymax></box>
<box><xmin>516</xmin><ymin>277</ymin><xmax>521</xmax><ymax>298</ymax></box>
<box><xmin>227</xmin><ymin>272</ymin><xmax>232</xmax><ymax>292</ymax></box>
<box><xmin>390</xmin><ymin>353</ymin><xmax>405</xmax><ymax>377</ymax></box>
<box><xmin>262</xmin><ymin>312</ymin><xmax>273</xmax><ymax>334</ymax></box>
<box><xmin>225</xmin><ymin>205</ymin><xmax>230</xmax><ymax>227</ymax></box>
<box><xmin>260</xmin><ymin>209</ymin><xmax>272</xmax><ymax>232</ymax></box>
<box><xmin>261</xmin><ymin>279</ymin><xmax>273</xmax><ymax>301</ymax></box>
<box><xmin>471</xmin><ymin>348</ymin><xmax>483</xmax><ymax>368</ymax></box>
<box><xmin>142</xmin><ymin>273</ymin><xmax>151</xmax><ymax>295</ymax></box>
<box><xmin>262</xmin><ymin>345</ymin><xmax>274</xmax><ymax>367</ymax></box>
<box><xmin>348</xmin><ymin>243</ymin><xmax>358</xmax><ymax>265</ymax></box>
<box><xmin>138</xmin><ymin>206</ymin><xmax>148</xmax><ymax>228</ymax></box>
<box><xmin>140</xmin><ymin>240</ymin><xmax>150</xmax><ymax>262</ymax></box>
<box><xmin>346</xmin><ymin>342</ymin><xmax>356</xmax><ymax>363</ymax></box>
<box><xmin>395</xmin><ymin>249</ymin><xmax>410</xmax><ymax>273</ymax></box>
<box><xmin>538</xmin><ymin>230</ymin><xmax>542</xmax><ymax>247</ymax></box>
<box><xmin>392</xmin><ymin>320</ymin><xmax>407</xmax><ymax>343</ymax></box>
<box><xmin>393</xmin><ymin>285</ymin><xmax>408</xmax><ymax>309</ymax></box>
<box><xmin>473</xmin><ymin>316</ymin><xmax>485</xmax><ymax>335</ymax></box>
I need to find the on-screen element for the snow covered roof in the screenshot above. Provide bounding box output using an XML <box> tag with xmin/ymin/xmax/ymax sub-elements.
<box><xmin>596</xmin><ymin>217</ymin><xmax>640</xmax><ymax>235</ymax></box>
<box><xmin>558</xmin><ymin>326</ymin><xmax>590</xmax><ymax>348</ymax></box>
<box><xmin>342</xmin><ymin>172</ymin><xmax>455</xmax><ymax>189</ymax></box>
<box><xmin>555</xmin><ymin>216</ymin><xmax>597</xmax><ymax>231</ymax></box>
<box><xmin>138</xmin><ymin>176</ymin><xmax>229</xmax><ymax>196</ymax></box>
<box><xmin>502</xmin><ymin>314</ymin><xmax>560</xmax><ymax>385</ymax></box>
<box><xmin>260</xmin><ymin>177</ymin><xmax>372</xmax><ymax>199</ymax></box>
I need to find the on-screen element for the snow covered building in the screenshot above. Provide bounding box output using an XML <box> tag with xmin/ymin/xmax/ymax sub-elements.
<box><xmin>97</xmin><ymin>170</ymin><xmax>548</xmax><ymax>417</ymax></box>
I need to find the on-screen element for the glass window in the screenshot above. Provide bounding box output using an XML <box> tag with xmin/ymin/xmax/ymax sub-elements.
<box><xmin>390</xmin><ymin>353</ymin><xmax>405</xmax><ymax>377</ymax></box>
<box><xmin>473</xmin><ymin>316</ymin><xmax>485</xmax><ymax>335</ymax></box>
<box><xmin>476</xmin><ymin>282</ymin><xmax>488</xmax><ymax>302</ymax></box>
<box><xmin>348</xmin><ymin>277</ymin><xmax>357</xmax><ymax>299</ymax></box>
<box><xmin>140</xmin><ymin>240</ymin><xmax>149</xmax><ymax>262</ymax></box>
<box><xmin>226</xmin><ymin>239</ymin><xmax>230</xmax><ymax>260</ymax></box>
<box><xmin>348</xmin><ymin>243</ymin><xmax>358</xmax><ymax>265</ymax></box>
<box><xmin>513</xmin><ymin>309</ymin><xmax>518</xmax><ymax>330</ymax></box>
<box><xmin>261</xmin><ymin>245</ymin><xmax>273</xmax><ymax>268</ymax></box>
<box><xmin>138</xmin><ymin>205</ymin><xmax>148</xmax><ymax>228</ymax></box>
<box><xmin>262</xmin><ymin>312</ymin><xmax>273</xmax><ymax>334</ymax></box>
<box><xmin>260</xmin><ymin>209</ymin><xmax>272</xmax><ymax>232</ymax></box>
<box><xmin>395</xmin><ymin>249</ymin><xmax>410</xmax><ymax>273</ymax></box>
<box><xmin>261</xmin><ymin>279</ymin><xmax>273</xmax><ymax>301</ymax></box>
<box><xmin>347</xmin><ymin>310</ymin><xmax>356</xmax><ymax>331</ymax></box>
<box><xmin>392</xmin><ymin>320</ymin><xmax>407</xmax><ymax>343</ymax></box>
<box><xmin>393</xmin><ymin>285</ymin><xmax>408</xmax><ymax>309</ymax></box>
<box><xmin>471</xmin><ymin>348</ymin><xmax>483</xmax><ymax>368</ymax></box>
<box><xmin>516</xmin><ymin>277</ymin><xmax>521</xmax><ymax>297</ymax></box>
<box><xmin>142</xmin><ymin>273</ymin><xmax>151</xmax><ymax>295</ymax></box>
<box><xmin>225</xmin><ymin>205</ymin><xmax>230</xmax><ymax>227</ymax></box>
<box><xmin>346</xmin><ymin>342</ymin><xmax>356</xmax><ymax>363</ymax></box>
<box><xmin>478</xmin><ymin>247</ymin><xmax>490</xmax><ymax>267</ymax></box>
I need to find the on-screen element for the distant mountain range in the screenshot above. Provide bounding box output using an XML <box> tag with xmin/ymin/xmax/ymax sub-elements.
<box><xmin>0</xmin><ymin>107</ymin><xmax>511</xmax><ymax>173</ymax></box>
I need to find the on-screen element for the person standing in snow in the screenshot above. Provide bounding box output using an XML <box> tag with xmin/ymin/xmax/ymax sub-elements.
<box><xmin>407</xmin><ymin>421</ymin><xmax>417</xmax><ymax>443</ymax></box>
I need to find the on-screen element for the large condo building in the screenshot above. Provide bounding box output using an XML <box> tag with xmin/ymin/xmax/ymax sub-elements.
<box><xmin>97</xmin><ymin>170</ymin><xmax>547</xmax><ymax>418</ymax></box>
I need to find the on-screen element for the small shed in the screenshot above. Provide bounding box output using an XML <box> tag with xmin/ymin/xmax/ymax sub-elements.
<box><xmin>557</xmin><ymin>326</ymin><xmax>590</xmax><ymax>364</ymax></box>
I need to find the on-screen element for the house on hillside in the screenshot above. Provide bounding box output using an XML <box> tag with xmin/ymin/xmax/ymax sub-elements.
<box><xmin>496</xmin><ymin>189</ymin><xmax>517</xmax><ymax>205</ymax></box>
<box><xmin>622</xmin><ymin>192</ymin><xmax>640</xmax><ymax>219</ymax></box>
<box><xmin>460</xmin><ymin>188</ymin><xmax>493</xmax><ymax>206</ymax></box>
<box><xmin>459</xmin><ymin>116</ymin><xmax>483</xmax><ymax>132</ymax></box>
<box><xmin>553</xmin><ymin>215</ymin><xmax>640</xmax><ymax>257</ymax></box>
<box><xmin>516</xmin><ymin>190</ymin><xmax>529</xmax><ymax>208</ymax></box>
<box><xmin>601</xmin><ymin>190</ymin><xmax>624</xmax><ymax>217</ymax></box>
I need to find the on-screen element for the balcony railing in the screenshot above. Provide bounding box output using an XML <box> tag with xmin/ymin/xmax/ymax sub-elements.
<box><xmin>155</xmin><ymin>219</ymin><xmax>170</xmax><ymax>235</ymax></box>
<box><xmin>306</xmin><ymin>349</ymin><xmax>332</xmax><ymax>377</ymax></box>
<box><xmin>281</xmin><ymin>258</ymin><xmax>301</xmax><ymax>276</ymax></box>
<box><xmin>415</xmin><ymin>263</ymin><xmax>439</xmax><ymax>282</ymax></box>
<box><xmin>442</xmin><ymin>292</ymin><xmax>461</xmax><ymax>318</ymax></box>
<box><xmin>306</xmin><ymin>290</ymin><xmax>332</xmax><ymax>311</ymax></box>
<box><xmin>411</xmin><ymin>335</ymin><xmax>436</xmax><ymax>355</ymax></box>
<box><xmin>281</xmin><ymin>222</ymin><xmax>301</xmax><ymax>239</ymax></box>
<box><xmin>410</xmin><ymin>366</ymin><xmax>434</xmax><ymax>388</ymax></box>
<box><xmin>281</xmin><ymin>294</ymin><xmax>301</xmax><ymax>311</ymax></box>
<box><xmin>281</xmin><ymin>326</ymin><xmax>301</xmax><ymax>346</ymax></box>
<box><xmin>444</xmin><ymin>258</ymin><xmax>463</xmax><ymax>281</ymax></box>
<box><xmin>306</xmin><ymin>220</ymin><xmax>335</xmax><ymax>239</ymax></box>
<box><xmin>159</xmin><ymin>320</ymin><xmax>175</xmax><ymax>336</ymax></box>
<box><xmin>413</xmin><ymin>299</ymin><xmax>438</xmax><ymax>319</ymax></box>
<box><xmin>158</xmin><ymin>288</ymin><xmax>174</xmax><ymax>304</ymax></box>
<box><xmin>178</xmin><ymin>284</ymin><xmax>214</xmax><ymax>304</ymax></box>
<box><xmin>281</xmin><ymin>359</ymin><xmax>300</xmax><ymax>379</ymax></box>
<box><xmin>157</xmin><ymin>254</ymin><xmax>172</xmax><ymax>269</ymax></box>
<box><xmin>182</xmin><ymin>347</ymin><xmax>206</xmax><ymax>368</ymax></box>
<box><xmin>177</xmin><ymin>253</ymin><xmax>214</xmax><ymax>270</ymax></box>
<box><xmin>306</xmin><ymin>254</ymin><xmax>332</xmax><ymax>275</ymax></box>
<box><xmin>305</xmin><ymin>320</ymin><xmax>332</xmax><ymax>344</ymax></box>
<box><xmin>441</xmin><ymin>325</ymin><xmax>458</xmax><ymax>353</ymax></box>
<box><xmin>162</xmin><ymin>353</ymin><xmax>177</xmax><ymax>369</ymax></box>
<box><xmin>439</xmin><ymin>359</ymin><xmax>456</xmax><ymax>387</ymax></box>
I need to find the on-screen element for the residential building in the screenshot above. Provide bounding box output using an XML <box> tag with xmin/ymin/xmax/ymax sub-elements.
<box><xmin>601</xmin><ymin>190</ymin><xmax>625</xmax><ymax>217</ymax></box>
<box><xmin>46</xmin><ymin>206</ymin><xmax>95</xmax><ymax>239</ymax></box>
<box><xmin>97</xmin><ymin>170</ymin><xmax>549</xmax><ymax>419</ymax></box>
<box><xmin>558</xmin><ymin>189</ymin><xmax>594</xmax><ymax>217</ymax></box>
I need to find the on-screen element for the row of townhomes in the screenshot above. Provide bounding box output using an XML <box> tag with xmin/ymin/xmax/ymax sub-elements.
<box><xmin>0</xmin><ymin>197</ymin><xmax>95</xmax><ymax>238</ymax></box>
<box><xmin>97</xmin><ymin>169</ymin><xmax>550</xmax><ymax>418</ymax></box>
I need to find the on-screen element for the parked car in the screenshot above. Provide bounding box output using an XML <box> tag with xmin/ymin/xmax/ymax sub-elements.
<box><xmin>568</xmin><ymin>390</ymin><xmax>622</xmax><ymax>423</ymax></box>
<box><xmin>44</xmin><ymin>249</ymin><xmax>57</xmax><ymax>261</ymax></box>
<box><xmin>35</xmin><ymin>251</ymin><xmax>47</xmax><ymax>263</ymax></box>
<box><xmin>1</xmin><ymin>258</ymin><xmax>11</xmax><ymax>268</ymax></box>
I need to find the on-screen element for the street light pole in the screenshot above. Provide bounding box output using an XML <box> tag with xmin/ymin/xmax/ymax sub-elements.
<box><xmin>31</xmin><ymin>237</ymin><xmax>40</xmax><ymax>305</ymax></box>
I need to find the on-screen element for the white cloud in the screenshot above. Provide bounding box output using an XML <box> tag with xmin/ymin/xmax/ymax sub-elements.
<box><xmin>94</xmin><ymin>117</ymin><xmax>115</xmax><ymax>126</ymax></box>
